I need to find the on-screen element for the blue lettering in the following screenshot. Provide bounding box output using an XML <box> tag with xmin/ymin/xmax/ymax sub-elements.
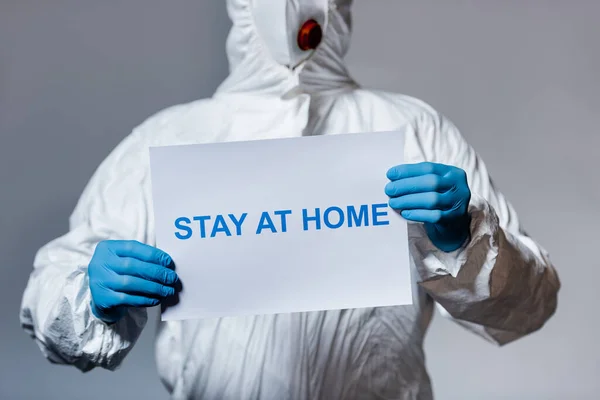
<box><xmin>256</xmin><ymin>211</ymin><xmax>277</xmax><ymax>234</ymax></box>
<box><xmin>302</xmin><ymin>208</ymin><xmax>321</xmax><ymax>231</ymax></box>
<box><xmin>347</xmin><ymin>205</ymin><xmax>369</xmax><ymax>227</ymax></box>
<box><xmin>211</xmin><ymin>215</ymin><xmax>232</xmax><ymax>237</ymax></box>
<box><xmin>274</xmin><ymin>210</ymin><xmax>292</xmax><ymax>233</ymax></box>
<box><xmin>228</xmin><ymin>213</ymin><xmax>247</xmax><ymax>236</ymax></box>
<box><xmin>193</xmin><ymin>215</ymin><xmax>211</xmax><ymax>238</ymax></box>
<box><xmin>324</xmin><ymin>206</ymin><xmax>344</xmax><ymax>229</ymax></box>
<box><xmin>372</xmin><ymin>203</ymin><xmax>390</xmax><ymax>226</ymax></box>
<box><xmin>174</xmin><ymin>217</ymin><xmax>192</xmax><ymax>240</ymax></box>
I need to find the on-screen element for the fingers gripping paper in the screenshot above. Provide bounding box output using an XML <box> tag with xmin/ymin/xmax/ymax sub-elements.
<box><xmin>149</xmin><ymin>130</ymin><xmax>412</xmax><ymax>321</ymax></box>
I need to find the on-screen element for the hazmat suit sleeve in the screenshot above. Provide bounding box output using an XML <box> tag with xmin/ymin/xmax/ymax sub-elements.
<box><xmin>409</xmin><ymin>109</ymin><xmax>560</xmax><ymax>345</ymax></box>
<box><xmin>20</xmin><ymin>128</ymin><xmax>152</xmax><ymax>371</ymax></box>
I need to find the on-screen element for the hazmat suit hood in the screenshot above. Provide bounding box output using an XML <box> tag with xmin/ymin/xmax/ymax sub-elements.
<box><xmin>216</xmin><ymin>0</ymin><xmax>357</xmax><ymax>98</ymax></box>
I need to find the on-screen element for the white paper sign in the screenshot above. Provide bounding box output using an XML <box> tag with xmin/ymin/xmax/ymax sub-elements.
<box><xmin>149</xmin><ymin>129</ymin><xmax>412</xmax><ymax>321</ymax></box>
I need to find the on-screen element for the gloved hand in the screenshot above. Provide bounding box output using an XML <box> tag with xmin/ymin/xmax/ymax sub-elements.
<box><xmin>385</xmin><ymin>162</ymin><xmax>472</xmax><ymax>252</ymax></box>
<box><xmin>88</xmin><ymin>240</ymin><xmax>180</xmax><ymax>323</ymax></box>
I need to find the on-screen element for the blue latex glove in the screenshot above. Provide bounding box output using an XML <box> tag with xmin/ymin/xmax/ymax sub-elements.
<box><xmin>385</xmin><ymin>162</ymin><xmax>472</xmax><ymax>252</ymax></box>
<box><xmin>88</xmin><ymin>240</ymin><xmax>180</xmax><ymax>323</ymax></box>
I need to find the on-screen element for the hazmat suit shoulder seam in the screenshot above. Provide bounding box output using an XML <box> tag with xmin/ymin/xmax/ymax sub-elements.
<box><xmin>369</xmin><ymin>90</ymin><xmax>442</xmax><ymax>118</ymax></box>
<box><xmin>132</xmin><ymin>99</ymin><xmax>212</xmax><ymax>136</ymax></box>
<box><xmin>367</xmin><ymin>90</ymin><xmax>448</xmax><ymax>129</ymax></box>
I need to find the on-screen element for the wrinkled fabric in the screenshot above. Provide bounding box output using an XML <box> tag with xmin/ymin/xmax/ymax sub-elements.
<box><xmin>20</xmin><ymin>0</ymin><xmax>560</xmax><ymax>399</ymax></box>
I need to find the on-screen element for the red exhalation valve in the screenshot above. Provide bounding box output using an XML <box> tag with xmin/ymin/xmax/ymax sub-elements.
<box><xmin>297</xmin><ymin>19</ymin><xmax>322</xmax><ymax>51</ymax></box>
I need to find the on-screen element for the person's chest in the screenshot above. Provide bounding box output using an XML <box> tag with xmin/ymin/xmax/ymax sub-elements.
<box><xmin>154</xmin><ymin>91</ymin><xmax>426</xmax><ymax>162</ymax></box>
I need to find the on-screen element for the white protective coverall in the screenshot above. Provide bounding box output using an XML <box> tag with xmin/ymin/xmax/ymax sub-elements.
<box><xmin>20</xmin><ymin>0</ymin><xmax>560</xmax><ymax>399</ymax></box>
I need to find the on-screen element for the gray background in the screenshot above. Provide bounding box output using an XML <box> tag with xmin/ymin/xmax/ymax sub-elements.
<box><xmin>1</xmin><ymin>1</ymin><xmax>598</xmax><ymax>399</ymax></box>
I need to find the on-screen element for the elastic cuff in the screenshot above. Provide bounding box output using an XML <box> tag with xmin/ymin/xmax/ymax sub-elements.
<box><xmin>89</xmin><ymin>300</ymin><xmax>122</xmax><ymax>325</ymax></box>
<box><xmin>409</xmin><ymin>193</ymin><xmax>499</xmax><ymax>280</ymax></box>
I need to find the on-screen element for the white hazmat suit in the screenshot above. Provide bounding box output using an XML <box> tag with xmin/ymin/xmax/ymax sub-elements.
<box><xmin>20</xmin><ymin>0</ymin><xmax>560</xmax><ymax>399</ymax></box>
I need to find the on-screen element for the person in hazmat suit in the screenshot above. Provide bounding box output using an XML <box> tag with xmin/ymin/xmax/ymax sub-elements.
<box><xmin>20</xmin><ymin>0</ymin><xmax>560</xmax><ymax>399</ymax></box>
